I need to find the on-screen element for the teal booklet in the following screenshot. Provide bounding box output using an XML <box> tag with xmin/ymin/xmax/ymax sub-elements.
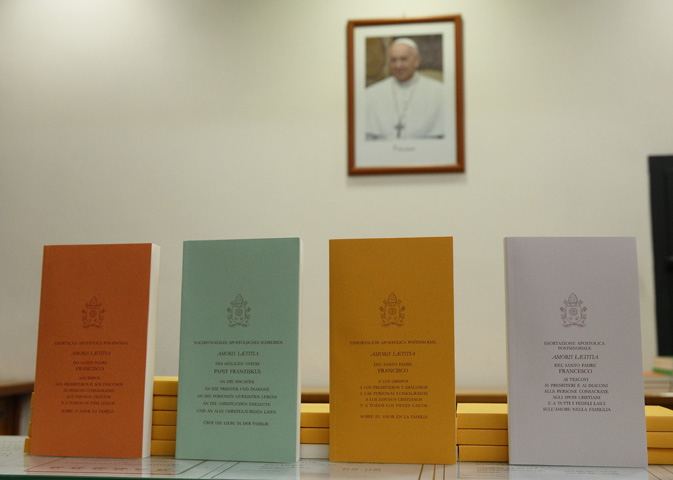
<box><xmin>176</xmin><ymin>238</ymin><xmax>302</xmax><ymax>462</ymax></box>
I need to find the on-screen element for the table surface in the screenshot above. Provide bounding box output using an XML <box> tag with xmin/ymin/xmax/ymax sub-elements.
<box><xmin>0</xmin><ymin>437</ymin><xmax>667</xmax><ymax>480</ymax></box>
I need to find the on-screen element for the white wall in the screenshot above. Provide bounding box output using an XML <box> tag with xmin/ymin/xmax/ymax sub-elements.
<box><xmin>2</xmin><ymin>0</ymin><xmax>672</xmax><ymax>388</ymax></box>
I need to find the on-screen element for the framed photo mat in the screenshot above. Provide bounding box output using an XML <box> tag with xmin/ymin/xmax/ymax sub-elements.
<box><xmin>347</xmin><ymin>15</ymin><xmax>464</xmax><ymax>175</ymax></box>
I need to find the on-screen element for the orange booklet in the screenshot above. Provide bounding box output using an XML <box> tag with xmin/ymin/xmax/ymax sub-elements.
<box><xmin>329</xmin><ymin>237</ymin><xmax>456</xmax><ymax>464</ymax></box>
<box><xmin>30</xmin><ymin>244</ymin><xmax>160</xmax><ymax>458</ymax></box>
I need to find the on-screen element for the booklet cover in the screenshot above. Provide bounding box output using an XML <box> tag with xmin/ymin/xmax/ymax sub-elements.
<box><xmin>31</xmin><ymin>244</ymin><xmax>160</xmax><ymax>458</ymax></box>
<box><xmin>505</xmin><ymin>237</ymin><xmax>647</xmax><ymax>467</ymax></box>
<box><xmin>176</xmin><ymin>238</ymin><xmax>301</xmax><ymax>462</ymax></box>
<box><xmin>329</xmin><ymin>237</ymin><xmax>456</xmax><ymax>464</ymax></box>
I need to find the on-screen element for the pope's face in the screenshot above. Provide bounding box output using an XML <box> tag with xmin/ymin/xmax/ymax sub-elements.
<box><xmin>388</xmin><ymin>43</ymin><xmax>421</xmax><ymax>83</ymax></box>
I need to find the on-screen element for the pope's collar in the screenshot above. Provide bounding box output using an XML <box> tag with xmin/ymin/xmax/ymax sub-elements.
<box><xmin>394</xmin><ymin>72</ymin><xmax>420</xmax><ymax>88</ymax></box>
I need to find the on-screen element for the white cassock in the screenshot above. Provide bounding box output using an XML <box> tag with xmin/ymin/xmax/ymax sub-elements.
<box><xmin>365</xmin><ymin>72</ymin><xmax>445</xmax><ymax>141</ymax></box>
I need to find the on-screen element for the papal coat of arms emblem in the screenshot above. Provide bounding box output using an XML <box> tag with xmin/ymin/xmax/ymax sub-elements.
<box><xmin>227</xmin><ymin>294</ymin><xmax>251</xmax><ymax>327</ymax></box>
<box><xmin>380</xmin><ymin>292</ymin><xmax>405</xmax><ymax>326</ymax></box>
<box><xmin>560</xmin><ymin>292</ymin><xmax>587</xmax><ymax>327</ymax></box>
<box><xmin>82</xmin><ymin>296</ymin><xmax>104</xmax><ymax>327</ymax></box>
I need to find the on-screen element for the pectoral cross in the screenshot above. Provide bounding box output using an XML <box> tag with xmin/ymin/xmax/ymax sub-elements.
<box><xmin>394</xmin><ymin>121</ymin><xmax>405</xmax><ymax>139</ymax></box>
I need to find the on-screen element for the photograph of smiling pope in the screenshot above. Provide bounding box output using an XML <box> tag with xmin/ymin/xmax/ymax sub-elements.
<box><xmin>365</xmin><ymin>36</ymin><xmax>445</xmax><ymax>141</ymax></box>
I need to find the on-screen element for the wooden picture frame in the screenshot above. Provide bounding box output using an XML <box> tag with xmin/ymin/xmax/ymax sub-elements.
<box><xmin>347</xmin><ymin>16</ymin><xmax>464</xmax><ymax>175</ymax></box>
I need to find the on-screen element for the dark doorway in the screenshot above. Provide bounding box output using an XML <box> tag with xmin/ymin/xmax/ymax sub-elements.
<box><xmin>649</xmin><ymin>155</ymin><xmax>673</xmax><ymax>355</ymax></box>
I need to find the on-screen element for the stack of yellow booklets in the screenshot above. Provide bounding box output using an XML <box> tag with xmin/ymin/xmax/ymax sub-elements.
<box><xmin>647</xmin><ymin>405</ymin><xmax>673</xmax><ymax>464</ymax></box>
<box><xmin>457</xmin><ymin>403</ymin><xmax>508</xmax><ymax>462</ymax></box>
<box><xmin>456</xmin><ymin>403</ymin><xmax>673</xmax><ymax>464</ymax></box>
<box><xmin>151</xmin><ymin>377</ymin><xmax>178</xmax><ymax>456</ymax></box>
<box><xmin>300</xmin><ymin>403</ymin><xmax>330</xmax><ymax>459</ymax></box>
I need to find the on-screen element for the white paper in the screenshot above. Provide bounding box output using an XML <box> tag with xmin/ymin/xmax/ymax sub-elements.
<box><xmin>505</xmin><ymin>237</ymin><xmax>648</xmax><ymax>467</ymax></box>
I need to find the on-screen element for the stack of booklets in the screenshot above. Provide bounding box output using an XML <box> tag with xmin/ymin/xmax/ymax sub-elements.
<box><xmin>456</xmin><ymin>403</ymin><xmax>508</xmax><ymax>462</ymax></box>
<box><xmin>647</xmin><ymin>405</ymin><xmax>673</xmax><ymax>464</ymax></box>
<box><xmin>151</xmin><ymin>377</ymin><xmax>178</xmax><ymax>456</ymax></box>
<box><xmin>299</xmin><ymin>403</ymin><xmax>330</xmax><ymax>459</ymax></box>
<box><xmin>456</xmin><ymin>403</ymin><xmax>673</xmax><ymax>464</ymax></box>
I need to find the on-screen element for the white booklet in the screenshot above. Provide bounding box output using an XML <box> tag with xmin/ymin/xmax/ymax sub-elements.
<box><xmin>505</xmin><ymin>237</ymin><xmax>647</xmax><ymax>467</ymax></box>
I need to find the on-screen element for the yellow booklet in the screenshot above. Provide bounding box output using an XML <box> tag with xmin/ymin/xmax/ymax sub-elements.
<box><xmin>153</xmin><ymin>376</ymin><xmax>178</xmax><ymax>396</ymax></box>
<box><xmin>152</xmin><ymin>396</ymin><xmax>178</xmax><ymax>411</ymax></box>
<box><xmin>457</xmin><ymin>403</ymin><xmax>508</xmax><ymax>430</ymax></box>
<box><xmin>648</xmin><ymin>432</ymin><xmax>673</xmax><ymax>449</ymax></box>
<box><xmin>457</xmin><ymin>428</ymin><xmax>509</xmax><ymax>446</ymax></box>
<box><xmin>459</xmin><ymin>445</ymin><xmax>509</xmax><ymax>462</ymax></box>
<box><xmin>152</xmin><ymin>410</ymin><xmax>177</xmax><ymax>426</ymax></box>
<box><xmin>646</xmin><ymin>405</ymin><xmax>673</xmax><ymax>432</ymax></box>
<box><xmin>329</xmin><ymin>237</ymin><xmax>456</xmax><ymax>464</ymax></box>
<box><xmin>300</xmin><ymin>427</ymin><xmax>329</xmax><ymax>444</ymax></box>
<box><xmin>151</xmin><ymin>425</ymin><xmax>177</xmax><ymax>441</ymax></box>
<box><xmin>648</xmin><ymin>448</ymin><xmax>673</xmax><ymax>464</ymax></box>
<box><xmin>150</xmin><ymin>440</ymin><xmax>176</xmax><ymax>456</ymax></box>
<box><xmin>300</xmin><ymin>403</ymin><xmax>329</xmax><ymax>428</ymax></box>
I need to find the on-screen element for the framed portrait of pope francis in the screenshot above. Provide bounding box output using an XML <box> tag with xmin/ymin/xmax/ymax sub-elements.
<box><xmin>347</xmin><ymin>16</ymin><xmax>464</xmax><ymax>175</ymax></box>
